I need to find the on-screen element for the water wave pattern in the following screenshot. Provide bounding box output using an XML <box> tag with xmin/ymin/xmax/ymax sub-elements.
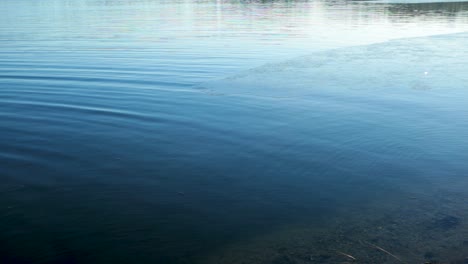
<box><xmin>1</xmin><ymin>1</ymin><xmax>468</xmax><ymax>263</ymax></box>
<box><xmin>200</xmin><ymin>32</ymin><xmax>468</xmax><ymax>100</ymax></box>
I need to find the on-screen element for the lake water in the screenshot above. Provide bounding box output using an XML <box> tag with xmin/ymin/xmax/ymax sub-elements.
<box><xmin>1</xmin><ymin>0</ymin><xmax>468</xmax><ymax>263</ymax></box>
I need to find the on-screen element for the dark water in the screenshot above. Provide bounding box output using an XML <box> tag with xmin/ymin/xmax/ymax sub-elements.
<box><xmin>1</xmin><ymin>0</ymin><xmax>468</xmax><ymax>263</ymax></box>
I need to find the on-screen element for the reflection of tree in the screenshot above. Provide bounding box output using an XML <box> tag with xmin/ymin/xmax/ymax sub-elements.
<box><xmin>87</xmin><ymin>0</ymin><xmax>468</xmax><ymax>26</ymax></box>
<box><xmin>235</xmin><ymin>0</ymin><xmax>310</xmax><ymax>3</ymax></box>
<box><xmin>387</xmin><ymin>1</ymin><xmax>468</xmax><ymax>18</ymax></box>
<box><xmin>318</xmin><ymin>0</ymin><xmax>468</xmax><ymax>24</ymax></box>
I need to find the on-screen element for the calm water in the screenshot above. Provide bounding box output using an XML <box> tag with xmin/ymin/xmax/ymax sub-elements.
<box><xmin>1</xmin><ymin>0</ymin><xmax>468</xmax><ymax>263</ymax></box>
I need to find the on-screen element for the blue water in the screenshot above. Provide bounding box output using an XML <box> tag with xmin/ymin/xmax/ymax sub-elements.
<box><xmin>1</xmin><ymin>0</ymin><xmax>468</xmax><ymax>263</ymax></box>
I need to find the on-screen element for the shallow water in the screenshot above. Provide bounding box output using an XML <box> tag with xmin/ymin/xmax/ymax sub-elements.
<box><xmin>1</xmin><ymin>0</ymin><xmax>468</xmax><ymax>263</ymax></box>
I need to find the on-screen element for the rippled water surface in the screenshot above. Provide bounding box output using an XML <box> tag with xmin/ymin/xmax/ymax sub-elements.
<box><xmin>1</xmin><ymin>0</ymin><xmax>468</xmax><ymax>263</ymax></box>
